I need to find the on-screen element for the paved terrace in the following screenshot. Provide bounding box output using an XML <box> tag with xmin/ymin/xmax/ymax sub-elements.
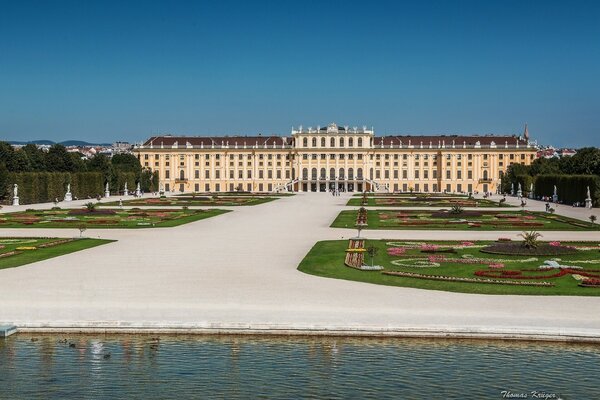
<box><xmin>1</xmin><ymin>193</ymin><xmax>600</xmax><ymax>340</ymax></box>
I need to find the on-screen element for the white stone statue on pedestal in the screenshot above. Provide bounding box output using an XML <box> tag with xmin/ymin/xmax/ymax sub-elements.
<box><xmin>511</xmin><ymin>183</ymin><xmax>514</xmax><ymax>196</ymax></box>
<box><xmin>12</xmin><ymin>184</ymin><xmax>19</xmax><ymax>206</ymax></box>
<box><xmin>585</xmin><ymin>186</ymin><xmax>593</xmax><ymax>209</ymax></box>
<box><xmin>64</xmin><ymin>183</ymin><xmax>72</xmax><ymax>202</ymax></box>
<box><xmin>159</xmin><ymin>183</ymin><xmax>164</xmax><ymax>195</ymax></box>
<box><xmin>135</xmin><ymin>182</ymin><xmax>141</xmax><ymax>197</ymax></box>
<box><xmin>105</xmin><ymin>182</ymin><xmax>110</xmax><ymax>198</ymax></box>
<box><xmin>517</xmin><ymin>183</ymin><xmax>522</xmax><ymax>198</ymax></box>
<box><xmin>552</xmin><ymin>185</ymin><xmax>558</xmax><ymax>203</ymax></box>
<box><xmin>529</xmin><ymin>183</ymin><xmax>534</xmax><ymax>199</ymax></box>
<box><xmin>123</xmin><ymin>181</ymin><xmax>129</xmax><ymax>196</ymax></box>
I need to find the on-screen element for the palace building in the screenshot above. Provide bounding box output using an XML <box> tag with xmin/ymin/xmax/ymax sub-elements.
<box><xmin>134</xmin><ymin>123</ymin><xmax>537</xmax><ymax>194</ymax></box>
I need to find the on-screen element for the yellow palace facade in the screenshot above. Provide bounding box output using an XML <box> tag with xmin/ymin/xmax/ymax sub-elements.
<box><xmin>134</xmin><ymin>123</ymin><xmax>536</xmax><ymax>194</ymax></box>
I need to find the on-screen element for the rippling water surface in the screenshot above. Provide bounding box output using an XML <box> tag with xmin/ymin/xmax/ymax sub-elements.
<box><xmin>1</xmin><ymin>334</ymin><xmax>599</xmax><ymax>399</ymax></box>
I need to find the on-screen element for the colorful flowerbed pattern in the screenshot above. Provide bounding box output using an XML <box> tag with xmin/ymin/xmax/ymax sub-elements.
<box><xmin>0</xmin><ymin>208</ymin><xmax>229</xmax><ymax>228</ymax></box>
<box><xmin>331</xmin><ymin>209</ymin><xmax>599</xmax><ymax>231</ymax></box>
<box><xmin>0</xmin><ymin>237</ymin><xmax>112</xmax><ymax>270</ymax></box>
<box><xmin>380</xmin><ymin>240</ymin><xmax>600</xmax><ymax>290</ymax></box>
<box><xmin>103</xmin><ymin>194</ymin><xmax>285</xmax><ymax>207</ymax></box>
<box><xmin>297</xmin><ymin>239</ymin><xmax>600</xmax><ymax>295</ymax></box>
<box><xmin>347</xmin><ymin>194</ymin><xmax>506</xmax><ymax>207</ymax></box>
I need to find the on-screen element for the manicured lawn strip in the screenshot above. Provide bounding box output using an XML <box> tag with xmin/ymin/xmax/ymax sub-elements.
<box><xmin>102</xmin><ymin>196</ymin><xmax>279</xmax><ymax>207</ymax></box>
<box><xmin>174</xmin><ymin>192</ymin><xmax>295</xmax><ymax>197</ymax></box>
<box><xmin>0</xmin><ymin>238</ymin><xmax>114</xmax><ymax>270</ymax></box>
<box><xmin>352</xmin><ymin>193</ymin><xmax>470</xmax><ymax>197</ymax></box>
<box><xmin>298</xmin><ymin>240</ymin><xmax>600</xmax><ymax>296</ymax></box>
<box><xmin>331</xmin><ymin>209</ymin><xmax>599</xmax><ymax>231</ymax></box>
<box><xmin>0</xmin><ymin>209</ymin><xmax>230</xmax><ymax>229</ymax></box>
<box><xmin>346</xmin><ymin>197</ymin><xmax>505</xmax><ymax>207</ymax></box>
<box><xmin>148</xmin><ymin>209</ymin><xmax>231</xmax><ymax>227</ymax></box>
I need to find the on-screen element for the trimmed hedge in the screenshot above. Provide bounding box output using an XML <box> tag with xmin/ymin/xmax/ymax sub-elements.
<box><xmin>5</xmin><ymin>172</ymin><xmax>104</xmax><ymax>204</ymax></box>
<box><xmin>534</xmin><ymin>174</ymin><xmax>600</xmax><ymax>206</ymax></box>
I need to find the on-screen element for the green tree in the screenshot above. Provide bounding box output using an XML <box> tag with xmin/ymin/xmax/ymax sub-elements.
<box><xmin>529</xmin><ymin>157</ymin><xmax>561</xmax><ymax>176</ymax></box>
<box><xmin>10</xmin><ymin>150</ymin><xmax>32</xmax><ymax>172</ymax></box>
<box><xmin>111</xmin><ymin>153</ymin><xmax>142</xmax><ymax>173</ymax></box>
<box><xmin>0</xmin><ymin>141</ymin><xmax>16</xmax><ymax>171</ymax></box>
<box><xmin>86</xmin><ymin>153</ymin><xmax>112</xmax><ymax>175</ymax></box>
<box><xmin>21</xmin><ymin>144</ymin><xmax>46</xmax><ymax>171</ymax></box>
<box><xmin>568</xmin><ymin>147</ymin><xmax>600</xmax><ymax>175</ymax></box>
<box><xmin>0</xmin><ymin>163</ymin><xmax>9</xmax><ymax>201</ymax></box>
<box><xmin>46</xmin><ymin>144</ymin><xmax>76</xmax><ymax>172</ymax></box>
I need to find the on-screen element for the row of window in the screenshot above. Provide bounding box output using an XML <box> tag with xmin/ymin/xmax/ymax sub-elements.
<box><xmin>301</xmin><ymin>137</ymin><xmax>365</xmax><ymax>148</ymax></box>
<box><xmin>165</xmin><ymin>183</ymin><xmax>276</xmax><ymax>193</ymax></box>
<box><xmin>299</xmin><ymin>168</ymin><xmax>495</xmax><ymax>181</ymax></box>
<box><xmin>144</xmin><ymin>152</ymin><xmax>530</xmax><ymax>161</ymax></box>
<box><xmin>164</xmin><ymin>169</ymin><xmax>292</xmax><ymax>180</ymax></box>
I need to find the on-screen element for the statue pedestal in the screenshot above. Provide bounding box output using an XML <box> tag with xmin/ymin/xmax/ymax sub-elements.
<box><xmin>552</xmin><ymin>194</ymin><xmax>558</xmax><ymax>203</ymax></box>
<box><xmin>12</xmin><ymin>196</ymin><xmax>19</xmax><ymax>206</ymax></box>
<box><xmin>586</xmin><ymin>198</ymin><xmax>592</xmax><ymax>209</ymax></box>
<box><xmin>124</xmin><ymin>189</ymin><xmax>129</xmax><ymax>196</ymax></box>
<box><xmin>105</xmin><ymin>190</ymin><xmax>110</xmax><ymax>198</ymax></box>
<box><xmin>64</xmin><ymin>192</ymin><xmax>72</xmax><ymax>202</ymax></box>
<box><xmin>135</xmin><ymin>189</ymin><xmax>141</xmax><ymax>197</ymax></box>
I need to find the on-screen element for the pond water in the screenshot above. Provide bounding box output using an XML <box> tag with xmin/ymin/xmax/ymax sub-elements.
<box><xmin>1</xmin><ymin>334</ymin><xmax>599</xmax><ymax>399</ymax></box>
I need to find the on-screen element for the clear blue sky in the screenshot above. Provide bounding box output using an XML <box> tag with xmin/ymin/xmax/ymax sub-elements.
<box><xmin>1</xmin><ymin>0</ymin><xmax>599</xmax><ymax>147</ymax></box>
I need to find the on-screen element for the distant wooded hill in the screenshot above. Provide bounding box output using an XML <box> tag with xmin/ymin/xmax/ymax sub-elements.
<box><xmin>9</xmin><ymin>140</ymin><xmax>112</xmax><ymax>146</ymax></box>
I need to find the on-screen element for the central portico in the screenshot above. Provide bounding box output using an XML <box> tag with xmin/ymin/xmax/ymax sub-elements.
<box><xmin>291</xmin><ymin>123</ymin><xmax>374</xmax><ymax>192</ymax></box>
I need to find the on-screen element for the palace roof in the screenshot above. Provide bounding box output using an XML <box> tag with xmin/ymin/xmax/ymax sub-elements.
<box><xmin>373</xmin><ymin>135</ymin><xmax>528</xmax><ymax>147</ymax></box>
<box><xmin>143</xmin><ymin>135</ymin><xmax>289</xmax><ymax>148</ymax></box>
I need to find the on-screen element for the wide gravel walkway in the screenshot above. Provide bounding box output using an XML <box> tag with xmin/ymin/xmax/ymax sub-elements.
<box><xmin>1</xmin><ymin>193</ymin><xmax>600</xmax><ymax>340</ymax></box>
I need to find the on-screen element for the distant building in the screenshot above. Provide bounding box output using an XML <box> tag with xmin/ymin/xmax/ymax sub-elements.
<box><xmin>112</xmin><ymin>141</ymin><xmax>132</xmax><ymax>154</ymax></box>
<box><xmin>134</xmin><ymin>123</ymin><xmax>537</xmax><ymax>194</ymax></box>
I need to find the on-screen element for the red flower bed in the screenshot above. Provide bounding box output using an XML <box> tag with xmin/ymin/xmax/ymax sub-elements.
<box><xmin>580</xmin><ymin>278</ymin><xmax>600</xmax><ymax>287</ymax></box>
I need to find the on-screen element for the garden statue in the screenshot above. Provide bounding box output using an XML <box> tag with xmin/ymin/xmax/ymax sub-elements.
<box><xmin>517</xmin><ymin>183</ymin><xmax>522</xmax><ymax>198</ymax></box>
<box><xmin>510</xmin><ymin>183</ymin><xmax>514</xmax><ymax>196</ymax></box>
<box><xmin>529</xmin><ymin>183</ymin><xmax>534</xmax><ymax>199</ymax></box>
<box><xmin>124</xmin><ymin>181</ymin><xmax>129</xmax><ymax>196</ymax></box>
<box><xmin>553</xmin><ymin>185</ymin><xmax>558</xmax><ymax>203</ymax></box>
<box><xmin>586</xmin><ymin>186</ymin><xmax>592</xmax><ymax>209</ymax></box>
<box><xmin>64</xmin><ymin>183</ymin><xmax>72</xmax><ymax>202</ymax></box>
<box><xmin>135</xmin><ymin>182</ymin><xmax>141</xmax><ymax>197</ymax></box>
<box><xmin>12</xmin><ymin>183</ymin><xmax>19</xmax><ymax>206</ymax></box>
<box><xmin>105</xmin><ymin>182</ymin><xmax>110</xmax><ymax>198</ymax></box>
<box><xmin>159</xmin><ymin>183</ymin><xmax>165</xmax><ymax>195</ymax></box>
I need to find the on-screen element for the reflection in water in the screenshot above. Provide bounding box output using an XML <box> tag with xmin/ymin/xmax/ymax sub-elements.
<box><xmin>1</xmin><ymin>334</ymin><xmax>600</xmax><ymax>399</ymax></box>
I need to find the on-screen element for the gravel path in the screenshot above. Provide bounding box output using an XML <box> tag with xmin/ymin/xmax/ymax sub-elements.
<box><xmin>1</xmin><ymin>193</ymin><xmax>599</xmax><ymax>340</ymax></box>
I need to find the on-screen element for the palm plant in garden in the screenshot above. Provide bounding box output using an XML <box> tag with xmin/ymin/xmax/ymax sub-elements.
<box><xmin>449</xmin><ymin>205</ymin><xmax>464</xmax><ymax>215</ymax></box>
<box><xmin>520</xmin><ymin>231</ymin><xmax>542</xmax><ymax>249</ymax></box>
<box><xmin>591</xmin><ymin>215</ymin><xmax>597</xmax><ymax>224</ymax></box>
<box><xmin>84</xmin><ymin>202</ymin><xmax>97</xmax><ymax>212</ymax></box>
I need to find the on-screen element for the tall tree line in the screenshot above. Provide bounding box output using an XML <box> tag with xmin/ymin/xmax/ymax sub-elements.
<box><xmin>0</xmin><ymin>141</ymin><xmax>158</xmax><ymax>202</ymax></box>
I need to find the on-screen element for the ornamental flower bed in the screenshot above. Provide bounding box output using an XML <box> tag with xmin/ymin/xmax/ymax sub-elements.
<box><xmin>579</xmin><ymin>278</ymin><xmax>600</xmax><ymax>287</ymax></box>
<box><xmin>382</xmin><ymin>271</ymin><xmax>554</xmax><ymax>287</ymax></box>
<box><xmin>0</xmin><ymin>251</ymin><xmax>21</xmax><ymax>258</ymax></box>
<box><xmin>68</xmin><ymin>209</ymin><xmax>117</xmax><ymax>215</ymax></box>
<box><xmin>480</xmin><ymin>242</ymin><xmax>578</xmax><ymax>256</ymax></box>
<box><xmin>37</xmin><ymin>239</ymin><xmax>74</xmax><ymax>248</ymax></box>
<box><xmin>387</xmin><ymin>247</ymin><xmax>406</xmax><ymax>256</ymax></box>
<box><xmin>345</xmin><ymin>239</ymin><xmax>366</xmax><ymax>269</ymax></box>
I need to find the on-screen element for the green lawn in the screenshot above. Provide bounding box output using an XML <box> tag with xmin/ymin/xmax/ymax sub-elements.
<box><xmin>0</xmin><ymin>208</ymin><xmax>230</xmax><ymax>229</ymax></box>
<box><xmin>102</xmin><ymin>195</ymin><xmax>278</xmax><ymax>207</ymax></box>
<box><xmin>298</xmin><ymin>239</ymin><xmax>600</xmax><ymax>296</ymax></box>
<box><xmin>331</xmin><ymin>209</ymin><xmax>599</xmax><ymax>231</ymax></box>
<box><xmin>346</xmin><ymin>196</ymin><xmax>506</xmax><ymax>207</ymax></box>
<box><xmin>0</xmin><ymin>237</ymin><xmax>113</xmax><ymax>270</ymax></box>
